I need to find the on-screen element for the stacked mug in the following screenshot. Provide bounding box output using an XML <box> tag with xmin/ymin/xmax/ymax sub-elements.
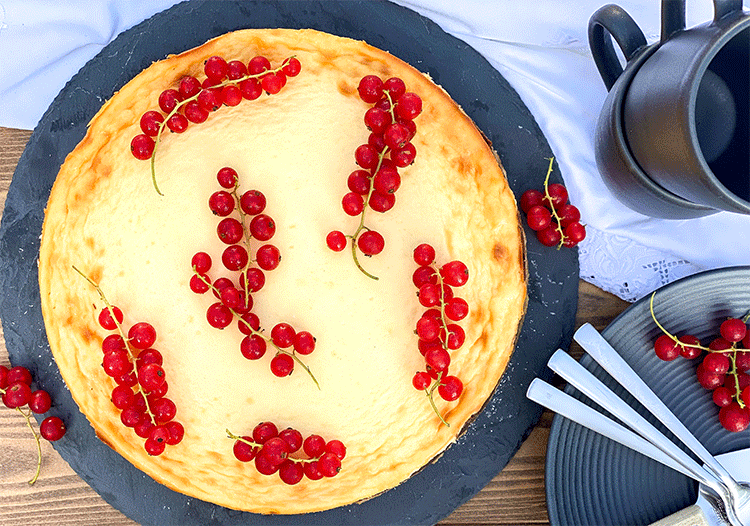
<box><xmin>591</xmin><ymin>0</ymin><xmax>750</xmax><ymax>218</ymax></box>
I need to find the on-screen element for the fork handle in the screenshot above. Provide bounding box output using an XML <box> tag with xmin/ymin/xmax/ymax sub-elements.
<box><xmin>650</xmin><ymin>505</ymin><xmax>710</xmax><ymax>526</ymax></box>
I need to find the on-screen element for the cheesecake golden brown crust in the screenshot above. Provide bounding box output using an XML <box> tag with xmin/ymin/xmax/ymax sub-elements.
<box><xmin>39</xmin><ymin>28</ymin><xmax>526</xmax><ymax>514</ymax></box>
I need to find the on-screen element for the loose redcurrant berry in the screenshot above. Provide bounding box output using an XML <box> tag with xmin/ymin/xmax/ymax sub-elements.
<box><xmin>412</xmin><ymin>371</ymin><xmax>432</xmax><ymax>390</ymax></box>
<box><xmin>128</xmin><ymin>322</ymin><xmax>157</xmax><ymax>349</ymax></box>
<box><xmin>357</xmin><ymin>75</ymin><xmax>383</xmax><ymax>103</ymax></box>
<box><xmin>40</xmin><ymin>416</ymin><xmax>66</xmax><ymax>441</ymax></box>
<box><xmin>217</xmin><ymin>167</ymin><xmax>239</xmax><ymax>188</ymax></box>
<box><xmin>440</xmin><ymin>261</ymin><xmax>469</xmax><ymax>287</ymax></box>
<box><xmin>720</xmin><ymin>318</ymin><xmax>747</xmax><ymax>343</ymax></box>
<box><xmin>357</xmin><ymin>230</ymin><xmax>385</xmax><ymax>256</ymax></box>
<box><xmin>294</xmin><ymin>331</ymin><xmax>316</xmax><ymax>355</ymax></box>
<box><xmin>256</xmin><ymin>244</ymin><xmax>281</xmax><ymax>271</ymax></box>
<box><xmin>438</xmin><ymin>375</ymin><xmax>464</xmax><ymax>401</ymax></box>
<box><xmin>270</xmin><ymin>354</ymin><xmax>295</xmax><ymax>377</ymax></box>
<box><xmin>217</xmin><ymin>218</ymin><xmax>244</xmax><ymax>244</ymax></box>
<box><xmin>28</xmin><ymin>389</ymin><xmax>52</xmax><ymax>414</ymax></box>
<box><xmin>131</xmin><ymin>134</ymin><xmax>155</xmax><ymax>160</ymax></box>
<box><xmin>140</xmin><ymin>111</ymin><xmax>164</xmax><ymax>137</ymax></box>
<box><xmin>240</xmin><ymin>190</ymin><xmax>266</xmax><ymax>215</ymax></box>
<box><xmin>249</xmin><ymin>214</ymin><xmax>276</xmax><ymax>241</ymax></box>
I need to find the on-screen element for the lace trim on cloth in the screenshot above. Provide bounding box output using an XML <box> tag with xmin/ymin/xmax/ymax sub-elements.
<box><xmin>578</xmin><ymin>226</ymin><xmax>704</xmax><ymax>303</ymax></box>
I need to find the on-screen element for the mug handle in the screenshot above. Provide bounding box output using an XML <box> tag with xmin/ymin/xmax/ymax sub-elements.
<box><xmin>662</xmin><ymin>0</ymin><xmax>744</xmax><ymax>41</ymax></box>
<box><xmin>588</xmin><ymin>4</ymin><xmax>647</xmax><ymax>91</ymax></box>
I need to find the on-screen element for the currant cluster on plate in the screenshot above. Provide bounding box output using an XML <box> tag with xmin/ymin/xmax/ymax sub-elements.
<box><xmin>130</xmin><ymin>54</ymin><xmax>301</xmax><ymax>194</ymax></box>
<box><xmin>327</xmin><ymin>74</ymin><xmax>422</xmax><ymax>280</ymax></box>
<box><xmin>651</xmin><ymin>296</ymin><xmax>750</xmax><ymax>432</ymax></box>
<box><xmin>410</xmin><ymin>244</ymin><xmax>468</xmax><ymax>426</ymax></box>
<box><xmin>1</xmin><ymin>363</ymin><xmax>66</xmax><ymax>484</ymax></box>
<box><xmin>190</xmin><ymin>167</ymin><xmax>318</xmax><ymax>386</ymax></box>
<box><xmin>228</xmin><ymin>421</ymin><xmax>346</xmax><ymax>485</ymax></box>
<box><xmin>520</xmin><ymin>158</ymin><xmax>586</xmax><ymax>248</ymax></box>
<box><xmin>76</xmin><ymin>267</ymin><xmax>185</xmax><ymax>455</ymax></box>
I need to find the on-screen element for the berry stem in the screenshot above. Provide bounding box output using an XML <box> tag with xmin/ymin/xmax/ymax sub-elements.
<box><xmin>649</xmin><ymin>293</ymin><xmax>709</xmax><ymax>351</ymax></box>
<box><xmin>16</xmin><ymin>407</ymin><xmax>43</xmax><ymax>485</ymax></box>
<box><xmin>149</xmin><ymin>57</ymin><xmax>296</xmax><ymax>195</ymax></box>
<box><xmin>541</xmin><ymin>157</ymin><xmax>566</xmax><ymax>250</ymax></box>
<box><xmin>195</xmin><ymin>271</ymin><xmax>320</xmax><ymax>389</ymax></box>
<box><xmin>73</xmin><ymin>265</ymin><xmax>158</xmax><ymax>424</ymax></box>
<box><xmin>424</xmin><ymin>372</ymin><xmax>450</xmax><ymax>427</ymax></box>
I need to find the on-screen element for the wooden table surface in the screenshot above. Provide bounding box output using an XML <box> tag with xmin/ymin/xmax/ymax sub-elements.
<box><xmin>0</xmin><ymin>126</ymin><xmax>630</xmax><ymax>525</ymax></box>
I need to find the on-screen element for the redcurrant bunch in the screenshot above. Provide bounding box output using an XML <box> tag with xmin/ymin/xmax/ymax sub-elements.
<box><xmin>228</xmin><ymin>422</ymin><xmax>345</xmax><ymax>484</ymax></box>
<box><xmin>410</xmin><ymin>244</ymin><xmax>468</xmax><ymax>426</ymax></box>
<box><xmin>1</xmin><ymin>363</ymin><xmax>66</xmax><ymax>484</ymax></box>
<box><xmin>130</xmin><ymin>55</ymin><xmax>301</xmax><ymax>194</ymax></box>
<box><xmin>75</xmin><ymin>267</ymin><xmax>185</xmax><ymax>455</ymax></box>
<box><xmin>191</xmin><ymin>167</ymin><xmax>318</xmax><ymax>387</ymax></box>
<box><xmin>650</xmin><ymin>295</ymin><xmax>750</xmax><ymax>432</ymax></box>
<box><xmin>327</xmin><ymin>74</ymin><xmax>422</xmax><ymax>280</ymax></box>
<box><xmin>520</xmin><ymin>158</ymin><xmax>586</xmax><ymax>248</ymax></box>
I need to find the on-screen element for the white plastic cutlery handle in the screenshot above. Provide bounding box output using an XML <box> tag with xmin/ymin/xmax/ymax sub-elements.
<box><xmin>574</xmin><ymin>323</ymin><xmax>739</xmax><ymax>490</ymax></box>
<box><xmin>546</xmin><ymin>349</ymin><xmax>719</xmax><ymax>490</ymax></box>
<box><xmin>526</xmin><ymin>378</ymin><xmax>693</xmax><ymax>478</ymax></box>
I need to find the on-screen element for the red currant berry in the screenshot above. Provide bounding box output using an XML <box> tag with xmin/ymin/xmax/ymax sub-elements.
<box><xmin>395</xmin><ymin>92</ymin><xmax>422</xmax><ymax>120</ymax></box>
<box><xmin>357</xmin><ymin>230</ymin><xmax>385</xmax><ymax>256</ymax></box>
<box><xmin>0</xmin><ymin>365</ymin><xmax>7</xmax><ymax>389</ymax></box>
<box><xmin>190</xmin><ymin>273</ymin><xmax>211</xmax><ymax>294</ymax></box>
<box><xmin>277</xmin><ymin>460</ymin><xmax>303</xmax><ymax>485</ymax></box>
<box><xmin>425</xmin><ymin>347</ymin><xmax>451</xmax><ymax>372</ymax></box>
<box><xmin>110</xmin><ymin>384</ymin><xmax>135</xmax><ymax>410</ymax></box>
<box><xmin>719</xmin><ymin>402</ymin><xmax>750</xmax><ymax>432</ymax></box>
<box><xmin>240</xmin><ymin>190</ymin><xmax>266</xmax><ymax>215</ymax></box>
<box><xmin>703</xmin><ymin>353</ymin><xmax>730</xmax><ymax>375</ymax></box>
<box><xmin>204</xmin><ymin>56</ymin><xmax>228</xmax><ymax>81</ymax></box>
<box><xmin>138</xmin><ymin>363</ymin><xmax>166</xmax><ymax>392</ymax></box>
<box><xmin>743</xmin><ymin>385</ymin><xmax>750</xmax><ymax>407</ymax></box>
<box><xmin>151</xmin><ymin>397</ymin><xmax>177</xmax><ymax>423</ymax></box>
<box><xmin>326</xmin><ymin>230</ymin><xmax>347</xmax><ymax>252</ymax></box>
<box><xmin>191</xmin><ymin>252</ymin><xmax>212</xmax><ymax>273</ymax></box>
<box><xmin>325</xmin><ymin>439</ymin><xmax>346</xmax><ymax>460</ymax></box>
<box><xmin>7</xmin><ymin>366</ymin><xmax>32</xmax><ymax>386</ymax></box>
<box><xmin>520</xmin><ymin>189</ymin><xmax>544</xmax><ymax>213</ymax></box>
<box><xmin>128</xmin><ymin>322</ymin><xmax>157</xmax><ymax>349</ymax></box>
<box><xmin>720</xmin><ymin>318</ymin><xmax>747</xmax><ymax>343</ymax></box>
<box><xmin>557</xmin><ymin>204</ymin><xmax>581</xmax><ymax>227</ymax></box>
<box><xmin>696</xmin><ymin>363</ymin><xmax>724</xmax><ymax>389</ymax></box>
<box><xmin>392</xmin><ymin>142</ymin><xmax>417</xmax><ymax>167</ymax></box>
<box><xmin>416</xmin><ymin>315</ymin><xmax>441</xmax><ymax>342</ymax></box>
<box><xmin>115</xmin><ymin>371</ymin><xmax>138</xmax><ymax>388</ymax></box>
<box><xmin>357</xmin><ymin>75</ymin><xmax>383</xmax><ymax>103</ymax></box>
<box><xmin>2</xmin><ymin>382</ymin><xmax>32</xmax><ymax>408</ymax></box>
<box><xmin>712</xmin><ymin>386</ymin><xmax>733</xmax><ymax>407</ymax></box>
<box><xmin>144</xmin><ymin>436</ymin><xmax>166</xmax><ymax>456</ymax></box>
<box><xmin>383</xmin><ymin>122</ymin><xmax>410</xmax><ymax>150</ymax></box>
<box><xmin>736</xmin><ymin>351</ymin><xmax>750</xmax><ymax>371</ymax></box>
<box><xmin>40</xmin><ymin>416</ymin><xmax>66</xmax><ymax>441</ymax></box>
<box><xmin>102</xmin><ymin>334</ymin><xmax>125</xmax><ymax>354</ymax></box>
<box><xmin>438</xmin><ymin>375</ymin><xmax>464</xmax><ymax>401</ymax></box>
<box><xmin>412</xmin><ymin>371</ymin><xmax>432</xmax><ymax>390</ymax></box>
<box><xmin>354</xmin><ymin>144</ymin><xmax>379</xmax><ymax>170</ymax></box>
<box><xmin>131</xmin><ymin>134</ymin><xmax>155</xmax><ymax>160</ymax></box>
<box><xmin>278</xmin><ymin>428</ymin><xmax>303</xmax><ymax>453</ymax></box>
<box><xmin>654</xmin><ymin>334</ymin><xmax>680</xmax><ymax>361</ymax></box>
<box><xmin>418</xmin><ymin>283</ymin><xmax>441</xmax><ymax>307</ymax></box>
<box><xmin>304</xmin><ymin>461</ymin><xmax>324</xmax><ymax>480</ymax></box>
<box><xmin>28</xmin><ymin>389</ymin><xmax>52</xmax><ymax>414</ymax></box>
<box><xmin>526</xmin><ymin>205</ymin><xmax>552</xmax><ymax>231</ymax></box>
<box><xmin>256</xmin><ymin>244</ymin><xmax>281</xmax><ymax>271</ymax></box>
<box><xmin>166</xmin><ymin>113</ymin><xmax>188</xmax><ymax>133</ymax></box>
<box><xmin>710</xmin><ymin>337</ymin><xmax>733</xmax><ymax>351</ymax></box>
<box><xmin>413</xmin><ymin>243</ymin><xmax>435</xmax><ymax>266</ymax></box>
<box><xmin>240</xmin><ymin>335</ymin><xmax>267</xmax><ymax>360</ymax></box>
<box><xmin>303</xmin><ymin>434</ymin><xmax>326</xmax><ymax>457</ymax></box>
<box><xmin>317</xmin><ymin>452</ymin><xmax>342</xmax><ymax>477</ymax></box>
<box><xmin>255</xmin><ymin>452</ymin><xmax>281</xmax><ymax>475</ymax></box>
<box><xmin>98</xmin><ymin>306</ymin><xmax>123</xmax><ymax>330</ymax></box>
<box><xmin>413</xmin><ymin>266</ymin><xmax>437</xmax><ymax>288</ymax></box>
<box><xmin>383</xmin><ymin>77</ymin><xmax>406</xmax><ymax>100</ymax></box>
<box><xmin>373</xmin><ymin>166</ymin><xmax>401</xmax><ymax>194</ymax></box>
<box><xmin>282</xmin><ymin>57</ymin><xmax>301</xmax><ymax>77</ymax></box>
<box><xmin>249</xmin><ymin>214</ymin><xmax>276</xmax><ymax>241</ymax></box>
<box><xmin>294</xmin><ymin>331</ymin><xmax>316</xmax><ymax>355</ymax></box>
<box><xmin>208</xmin><ymin>191</ymin><xmax>235</xmax><ymax>216</ymax></box>
<box><xmin>217</xmin><ymin>217</ymin><xmax>243</xmax><ymax>244</ymax></box>
<box><xmin>536</xmin><ymin>226</ymin><xmax>562</xmax><ymax>247</ymax></box>
<box><xmin>182</xmin><ymin>101</ymin><xmax>208</xmax><ymax>125</ymax></box>
<box><xmin>440</xmin><ymin>260</ymin><xmax>469</xmax><ymax>287</ymax></box>
<box><xmin>347</xmin><ymin>170</ymin><xmax>371</xmax><ymax>195</ymax></box>
<box><xmin>270</xmin><ymin>354</ymin><xmax>295</xmax><ymax>377</ymax></box>
<box><xmin>678</xmin><ymin>335</ymin><xmax>702</xmax><ymax>359</ymax></box>
<box><xmin>545</xmin><ymin>183</ymin><xmax>568</xmax><ymax>208</ymax></box>
<box><xmin>368</xmin><ymin>132</ymin><xmax>387</xmax><ymax>152</ymax></box>
<box><xmin>226</xmin><ymin>59</ymin><xmax>248</xmax><ymax>80</ymax></box>
<box><xmin>222</xmin><ymin>244</ymin><xmax>249</xmax><ymax>271</ymax></box>
<box><xmin>140</xmin><ymin>111</ymin><xmax>164</xmax><ymax>137</ymax></box>
<box><xmin>445</xmin><ymin>324</ymin><xmax>466</xmax><ymax>350</ymax></box>
<box><xmin>261</xmin><ymin>436</ymin><xmax>290</xmax><ymax>466</ymax></box>
<box><xmin>418</xmin><ymin>339</ymin><xmax>442</xmax><ymax>357</ymax></box>
<box><xmin>248</xmin><ymin>55</ymin><xmax>271</xmax><ymax>74</ymax></box>
<box><xmin>368</xmin><ymin>191</ymin><xmax>396</xmax><ymax>213</ymax></box>
<box><xmin>206</xmin><ymin>302</ymin><xmax>233</xmax><ymax>329</ymax></box>
<box><xmin>165</xmin><ymin>422</ymin><xmax>184</xmax><ymax>445</ymax></box>
<box><xmin>197</xmin><ymin>88</ymin><xmax>222</xmax><ymax>112</ymax></box>
<box><xmin>263</xmin><ymin>72</ymin><xmax>287</xmax><ymax>94</ymax></box>
<box><xmin>445</xmin><ymin>297</ymin><xmax>469</xmax><ymax>321</ymax></box>
<box><xmin>271</xmin><ymin>323</ymin><xmax>296</xmax><ymax>349</ymax></box>
<box><xmin>251</xmin><ymin>422</ymin><xmax>278</xmax><ymax>445</ymax></box>
<box><xmin>364</xmin><ymin>107</ymin><xmax>392</xmax><ymax>134</ymax></box>
<box><xmin>158</xmin><ymin>89</ymin><xmax>181</xmax><ymax>113</ymax></box>
<box><xmin>221</xmin><ymin>85</ymin><xmax>243</xmax><ymax>106</ymax></box>
<box><xmin>102</xmin><ymin>350</ymin><xmax>133</xmax><ymax>377</ymax></box>
<box><xmin>562</xmin><ymin>222</ymin><xmax>587</xmax><ymax>247</ymax></box>
<box><xmin>217</xmin><ymin>167</ymin><xmax>239</xmax><ymax>188</ymax></box>
<box><xmin>179</xmin><ymin>75</ymin><xmax>201</xmax><ymax>98</ymax></box>
<box><xmin>239</xmin><ymin>78</ymin><xmax>263</xmax><ymax>100</ymax></box>
<box><xmin>241</xmin><ymin>267</ymin><xmax>266</xmax><ymax>293</ymax></box>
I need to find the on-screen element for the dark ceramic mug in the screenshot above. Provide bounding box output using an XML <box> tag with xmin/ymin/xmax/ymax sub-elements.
<box><xmin>589</xmin><ymin>3</ymin><xmax>718</xmax><ymax>218</ymax></box>
<box><xmin>622</xmin><ymin>0</ymin><xmax>750</xmax><ymax>215</ymax></box>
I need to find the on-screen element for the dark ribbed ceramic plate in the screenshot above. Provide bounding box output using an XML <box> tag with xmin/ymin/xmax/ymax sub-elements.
<box><xmin>547</xmin><ymin>266</ymin><xmax>750</xmax><ymax>526</ymax></box>
<box><xmin>0</xmin><ymin>1</ymin><xmax>578</xmax><ymax>525</ymax></box>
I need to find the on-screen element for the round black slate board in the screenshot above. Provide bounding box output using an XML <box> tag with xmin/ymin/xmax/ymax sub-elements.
<box><xmin>0</xmin><ymin>1</ymin><xmax>578</xmax><ymax>524</ymax></box>
<box><xmin>547</xmin><ymin>266</ymin><xmax>750</xmax><ymax>526</ymax></box>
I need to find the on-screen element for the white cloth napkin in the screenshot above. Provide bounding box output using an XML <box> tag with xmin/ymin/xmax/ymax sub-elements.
<box><xmin>1</xmin><ymin>0</ymin><xmax>748</xmax><ymax>302</ymax></box>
